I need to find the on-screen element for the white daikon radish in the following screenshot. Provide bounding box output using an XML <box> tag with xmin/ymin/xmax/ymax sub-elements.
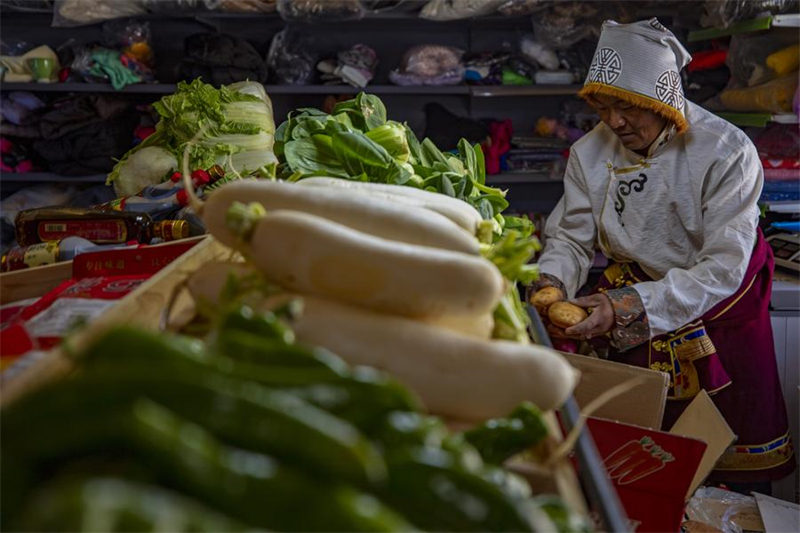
<box><xmin>239</xmin><ymin>210</ymin><xmax>503</xmax><ymax>318</ymax></box>
<box><xmin>203</xmin><ymin>179</ymin><xmax>479</xmax><ymax>254</ymax></box>
<box><xmin>261</xmin><ymin>294</ymin><xmax>579</xmax><ymax>421</ymax></box>
<box><xmin>187</xmin><ymin>262</ymin><xmax>494</xmax><ymax>339</ymax></box>
<box><xmin>295</xmin><ymin>177</ymin><xmax>484</xmax><ymax>233</ymax></box>
<box><xmin>186</xmin><ymin>261</ymin><xmax>252</xmax><ymax>306</ymax></box>
<box><xmin>421</xmin><ymin>313</ymin><xmax>494</xmax><ymax>340</ymax></box>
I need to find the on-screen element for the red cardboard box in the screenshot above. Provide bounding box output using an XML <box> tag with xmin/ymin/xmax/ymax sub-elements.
<box><xmin>564</xmin><ymin>354</ymin><xmax>735</xmax><ymax>533</ymax></box>
<box><xmin>588</xmin><ymin>417</ymin><xmax>707</xmax><ymax>532</ymax></box>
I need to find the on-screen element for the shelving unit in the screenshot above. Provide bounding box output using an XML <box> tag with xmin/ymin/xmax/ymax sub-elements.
<box><xmin>0</xmin><ymin>173</ymin><xmax>107</xmax><ymax>184</ymax></box>
<box><xmin>763</xmin><ymin>201</ymin><xmax>800</xmax><ymax>215</ymax></box>
<box><xmin>687</xmin><ymin>12</ymin><xmax>800</xmax><ymax>42</ymax></box>
<box><xmin>0</xmin><ymin>82</ymin><xmax>581</xmax><ymax>97</ymax></box>
<box><xmin>717</xmin><ymin>112</ymin><xmax>800</xmax><ymax>128</ymax></box>
<box><xmin>0</xmin><ymin>5</ymin><xmax>584</xmax><ymax>214</ymax></box>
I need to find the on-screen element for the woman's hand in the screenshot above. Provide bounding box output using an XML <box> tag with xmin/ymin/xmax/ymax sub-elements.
<box><xmin>564</xmin><ymin>294</ymin><xmax>615</xmax><ymax>339</ymax></box>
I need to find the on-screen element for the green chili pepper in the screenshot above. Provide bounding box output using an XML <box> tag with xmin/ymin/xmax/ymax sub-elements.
<box><xmin>531</xmin><ymin>495</ymin><xmax>593</xmax><ymax>533</ymax></box>
<box><xmin>15</xmin><ymin>477</ymin><xmax>254</xmax><ymax>532</ymax></box>
<box><xmin>215</xmin><ymin>304</ymin><xmax>295</xmax><ymax>345</ymax></box>
<box><xmin>212</xmin><ymin>329</ymin><xmax>349</xmax><ymax>375</ymax></box>
<box><xmin>380</xmin><ymin>447</ymin><xmax>536</xmax><ymax>532</ymax></box>
<box><xmin>130</xmin><ymin>399</ymin><xmax>409</xmax><ymax>532</ymax></box>
<box><xmin>4</xmin><ymin>368</ymin><xmax>387</xmax><ymax>488</ymax></box>
<box><xmin>75</xmin><ymin>327</ymin><xmax>420</xmax><ymax>430</ymax></box>
<box><xmin>4</xmin><ymin>399</ymin><xmax>410</xmax><ymax>532</ymax></box>
<box><xmin>462</xmin><ymin>401</ymin><xmax>548</xmax><ymax>464</ymax></box>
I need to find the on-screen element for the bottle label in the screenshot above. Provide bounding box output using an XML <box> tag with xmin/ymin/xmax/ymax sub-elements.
<box><xmin>2</xmin><ymin>242</ymin><xmax>60</xmax><ymax>272</ymax></box>
<box><xmin>158</xmin><ymin>220</ymin><xmax>188</xmax><ymax>242</ymax></box>
<box><xmin>37</xmin><ymin>220</ymin><xmax>128</xmax><ymax>244</ymax></box>
<box><xmin>25</xmin><ymin>241</ymin><xmax>60</xmax><ymax>268</ymax></box>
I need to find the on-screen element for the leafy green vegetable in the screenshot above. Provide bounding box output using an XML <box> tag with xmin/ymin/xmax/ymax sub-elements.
<box><xmin>107</xmin><ymin>79</ymin><xmax>277</xmax><ymax>193</ymax></box>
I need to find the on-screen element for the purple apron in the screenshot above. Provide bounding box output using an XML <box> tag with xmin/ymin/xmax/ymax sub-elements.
<box><xmin>593</xmin><ymin>230</ymin><xmax>795</xmax><ymax>482</ymax></box>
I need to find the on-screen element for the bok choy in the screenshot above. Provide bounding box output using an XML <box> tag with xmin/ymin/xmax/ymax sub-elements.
<box><xmin>275</xmin><ymin>92</ymin><xmax>541</xmax><ymax>343</ymax></box>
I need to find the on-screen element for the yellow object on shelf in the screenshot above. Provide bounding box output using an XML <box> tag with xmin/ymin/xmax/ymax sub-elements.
<box><xmin>720</xmin><ymin>74</ymin><xmax>799</xmax><ymax>113</ymax></box>
<box><xmin>767</xmin><ymin>44</ymin><xmax>800</xmax><ymax>77</ymax></box>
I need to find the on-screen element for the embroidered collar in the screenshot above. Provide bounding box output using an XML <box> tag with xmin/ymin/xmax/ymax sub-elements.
<box><xmin>646</xmin><ymin>124</ymin><xmax>677</xmax><ymax>158</ymax></box>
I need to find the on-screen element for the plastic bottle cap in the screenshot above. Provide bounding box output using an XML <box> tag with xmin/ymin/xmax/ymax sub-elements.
<box><xmin>176</xmin><ymin>189</ymin><xmax>189</xmax><ymax>206</ymax></box>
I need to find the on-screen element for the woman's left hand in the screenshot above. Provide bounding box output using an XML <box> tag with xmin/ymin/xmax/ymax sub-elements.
<box><xmin>564</xmin><ymin>294</ymin><xmax>615</xmax><ymax>339</ymax></box>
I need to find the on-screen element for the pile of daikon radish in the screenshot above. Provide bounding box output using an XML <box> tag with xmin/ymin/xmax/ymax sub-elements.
<box><xmin>188</xmin><ymin>177</ymin><xmax>579</xmax><ymax>422</ymax></box>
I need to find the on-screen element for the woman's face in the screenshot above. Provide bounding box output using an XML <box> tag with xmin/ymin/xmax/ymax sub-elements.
<box><xmin>587</xmin><ymin>94</ymin><xmax>667</xmax><ymax>153</ymax></box>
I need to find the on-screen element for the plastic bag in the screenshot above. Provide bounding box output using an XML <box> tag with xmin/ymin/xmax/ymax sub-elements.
<box><xmin>0</xmin><ymin>0</ymin><xmax>54</xmax><ymax>13</ymax></box>
<box><xmin>179</xmin><ymin>33</ymin><xmax>269</xmax><ymax>85</ymax></box>
<box><xmin>685</xmin><ymin>487</ymin><xmax>765</xmax><ymax>533</ymax></box>
<box><xmin>0</xmin><ymin>39</ymin><xmax>34</xmax><ymax>57</ymax></box>
<box><xmin>52</xmin><ymin>0</ymin><xmax>146</xmax><ymax>27</ymax></box>
<box><xmin>420</xmin><ymin>0</ymin><xmax>505</xmax><ymax>20</ymax></box>
<box><xmin>215</xmin><ymin>0</ymin><xmax>277</xmax><ymax>12</ymax></box>
<box><xmin>530</xmin><ymin>1</ymin><xmax>599</xmax><ymax>50</ymax></box>
<box><xmin>498</xmin><ymin>0</ymin><xmax>548</xmax><ymax>16</ymax></box>
<box><xmin>362</xmin><ymin>0</ymin><xmax>418</xmax><ymax>14</ymax></box>
<box><xmin>318</xmin><ymin>44</ymin><xmax>378</xmax><ymax>88</ymax></box>
<box><xmin>390</xmin><ymin>45</ymin><xmax>464</xmax><ymax>86</ymax></box>
<box><xmin>726</xmin><ymin>30</ymin><xmax>799</xmax><ymax>87</ymax></box>
<box><xmin>266</xmin><ymin>29</ymin><xmax>317</xmax><ymax>84</ymax></box>
<box><xmin>753</xmin><ymin>123</ymin><xmax>800</xmax><ymax>158</ymax></box>
<box><xmin>720</xmin><ymin>74</ymin><xmax>799</xmax><ymax>113</ymax></box>
<box><xmin>142</xmin><ymin>0</ymin><xmax>218</xmax><ymax>13</ymax></box>
<box><xmin>701</xmin><ymin>0</ymin><xmax>796</xmax><ymax>29</ymax></box>
<box><xmin>103</xmin><ymin>19</ymin><xmax>155</xmax><ymax>70</ymax></box>
<box><xmin>520</xmin><ymin>35</ymin><xmax>558</xmax><ymax>70</ymax></box>
<box><xmin>0</xmin><ymin>184</ymin><xmax>79</xmax><ymax>226</ymax></box>
<box><xmin>277</xmin><ymin>0</ymin><xmax>364</xmax><ymax>22</ymax></box>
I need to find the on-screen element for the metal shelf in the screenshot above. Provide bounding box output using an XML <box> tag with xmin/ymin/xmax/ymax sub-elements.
<box><xmin>0</xmin><ymin>82</ymin><xmax>582</xmax><ymax>97</ymax></box>
<box><xmin>0</xmin><ymin>173</ymin><xmax>108</xmax><ymax>184</ymax></box>
<box><xmin>471</xmin><ymin>85</ymin><xmax>582</xmax><ymax>97</ymax></box>
<box><xmin>717</xmin><ymin>112</ymin><xmax>800</xmax><ymax>128</ymax></box>
<box><xmin>0</xmin><ymin>82</ymin><xmax>468</xmax><ymax>95</ymax></box>
<box><xmin>763</xmin><ymin>201</ymin><xmax>800</xmax><ymax>214</ymax></box>
<box><xmin>0</xmin><ymin>82</ymin><xmax>177</xmax><ymax>94</ymax></box>
<box><xmin>688</xmin><ymin>13</ymin><xmax>800</xmax><ymax>42</ymax></box>
<box><xmin>487</xmin><ymin>173</ymin><xmax>563</xmax><ymax>185</ymax></box>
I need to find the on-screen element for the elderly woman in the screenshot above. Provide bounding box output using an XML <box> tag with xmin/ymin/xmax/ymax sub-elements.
<box><xmin>532</xmin><ymin>19</ymin><xmax>794</xmax><ymax>487</ymax></box>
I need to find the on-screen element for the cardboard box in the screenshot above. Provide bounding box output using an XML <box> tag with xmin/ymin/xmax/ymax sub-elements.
<box><xmin>565</xmin><ymin>354</ymin><xmax>736</xmax><ymax>533</ymax></box>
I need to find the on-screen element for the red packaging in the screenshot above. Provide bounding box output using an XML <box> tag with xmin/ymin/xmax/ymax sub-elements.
<box><xmin>0</xmin><ymin>240</ymin><xmax>198</xmax><ymax>367</ymax></box>
<box><xmin>587</xmin><ymin>418</ymin><xmax>707</xmax><ymax>532</ymax></box>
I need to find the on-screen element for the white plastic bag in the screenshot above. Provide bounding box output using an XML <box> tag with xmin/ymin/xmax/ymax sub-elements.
<box><xmin>420</xmin><ymin>0</ymin><xmax>505</xmax><ymax>20</ymax></box>
<box><xmin>685</xmin><ymin>487</ymin><xmax>765</xmax><ymax>533</ymax></box>
<box><xmin>52</xmin><ymin>0</ymin><xmax>146</xmax><ymax>27</ymax></box>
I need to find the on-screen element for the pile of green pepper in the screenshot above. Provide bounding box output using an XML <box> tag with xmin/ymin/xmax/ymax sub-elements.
<box><xmin>1</xmin><ymin>305</ymin><xmax>590</xmax><ymax>532</ymax></box>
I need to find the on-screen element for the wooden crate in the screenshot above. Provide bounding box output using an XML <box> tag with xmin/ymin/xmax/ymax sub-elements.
<box><xmin>0</xmin><ymin>236</ymin><xmax>589</xmax><ymax>518</ymax></box>
<box><xmin>0</xmin><ymin>237</ymin><xmax>231</xmax><ymax>407</ymax></box>
<box><xmin>0</xmin><ymin>261</ymin><xmax>73</xmax><ymax>305</ymax></box>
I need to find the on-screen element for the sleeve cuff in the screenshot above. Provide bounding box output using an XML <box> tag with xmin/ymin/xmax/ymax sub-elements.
<box><xmin>605</xmin><ymin>286</ymin><xmax>651</xmax><ymax>352</ymax></box>
<box><xmin>526</xmin><ymin>273</ymin><xmax>567</xmax><ymax>302</ymax></box>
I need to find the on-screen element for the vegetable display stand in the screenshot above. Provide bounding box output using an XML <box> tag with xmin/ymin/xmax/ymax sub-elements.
<box><xmin>2</xmin><ymin>237</ymin><xmax>625</xmax><ymax>531</ymax></box>
<box><xmin>527</xmin><ymin>306</ymin><xmax>632</xmax><ymax>532</ymax></box>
